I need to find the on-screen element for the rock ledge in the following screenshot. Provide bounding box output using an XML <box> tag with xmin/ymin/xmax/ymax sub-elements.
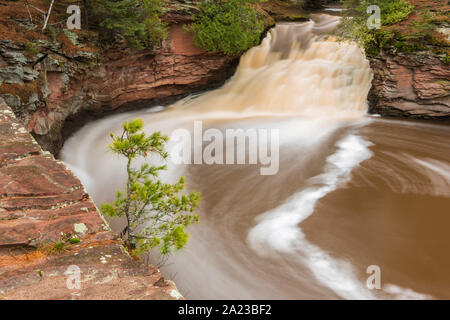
<box><xmin>0</xmin><ymin>97</ymin><xmax>182</xmax><ymax>300</ymax></box>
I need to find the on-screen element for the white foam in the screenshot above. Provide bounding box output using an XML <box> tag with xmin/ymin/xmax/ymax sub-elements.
<box><xmin>383</xmin><ymin>284</ymin><xmax>432</xmax><ymax>300</ymax></box>
<box><xmin>247</xmin><ymin>134</ymin><xmax>435</xmax><ymax>299</ymax></box>
<box><xmin>248</xmin><ymin>134</ymin><xmax>375</xmax><ymax>299</ymax></box>
<box><xmin>324</xmin><ymin>8</ymin><xmax>343</xmax><ymax>12</ymax></box>
<box><xmin>59</xmin><ymin>16</ymin><xmax>434</xmax><ymax>299</ymax></box>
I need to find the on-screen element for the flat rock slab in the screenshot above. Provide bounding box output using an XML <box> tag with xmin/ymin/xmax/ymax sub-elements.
<box><xmin>0</xmin><ymin>237</ymin><xmax>181</xmax><ymax>300</ymax></box>
<box><xmin>0</xmin><ymin>98</ymin><xmax>182</xmax><ymax>299</ymax></box>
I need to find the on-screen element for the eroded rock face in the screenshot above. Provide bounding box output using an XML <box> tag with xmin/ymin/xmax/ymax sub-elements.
<box><xmin>1</xmin><ymin>21</ymin><xmax>239</xmax><ymax>154</ymax></box>
<box><xmin>368</xmin><ymin>51</ymin><xmax>450</xmax><ymax>120</ymax></box>
<box><xmin>0</xmin><ymin>98</ymin><xmax>183</xmax><ymax>300</ymax></box>
<box><xmin>33</xmin><ymin>28</ymin><xmax>238</xmax><ymax>154</ymax></box>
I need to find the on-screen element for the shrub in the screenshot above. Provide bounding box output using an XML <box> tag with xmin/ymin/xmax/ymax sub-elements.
<box><xmin>185</xmin><ymin>0</ymin><xmax>266</xmax><ymax>55</ymax></box>
<box><xmin>90</xmin><ymin>0</ymin><xmax>168</xmax><ymax>50</ymax></box>
<box><xmin>69</xmin><ymin>237</ymin><xmax>81</xmax><ymax>244</ymax></box>
<box><xmin>443</xmin><ymin>55</ymin><xmax>450</xmax><ymax>65</ymax></box>
<box><xmin>339</xmin><ymin>0</ymin><xmax>414</xmax><ymax>56</ymax></box>
<box><xmin>100</xmin><ymin>118</ymin><xmax>200</xmax><ymax>256</ymax></box>
<box><xmin>40</xmin><ymin>238</ymin><xmax>69</xmax><ymax>255</ymax></box>
<box><xmin>25</xmin><ymin>41</ymin><xmax>39</xmax><ymax>55</ymax></box>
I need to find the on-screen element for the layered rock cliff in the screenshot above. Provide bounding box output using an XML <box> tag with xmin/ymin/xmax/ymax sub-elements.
<box><xmin>368</xmin><ymin>51</ymin><xmax>450</xmax><ymax>119</ymax></box>
<box><xmin>365</xmin><ymin>0</ymin><xmax>449</xmax><ymax>120</ymax></box>
<box><xmin>0</xmin><ymin>1</ymin><xmax>242</xmax><ymax>154</ymax></box>
<box><xmin>30</xmin><ymin>28</ymin><xmax>239</xmax><ymax>154</ymax></box>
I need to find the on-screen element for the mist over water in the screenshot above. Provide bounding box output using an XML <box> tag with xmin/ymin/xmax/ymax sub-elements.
<box><xmin>61</xmin><ymin>15</ymin><xmax>450</xmax><ymax>299</ymax></box>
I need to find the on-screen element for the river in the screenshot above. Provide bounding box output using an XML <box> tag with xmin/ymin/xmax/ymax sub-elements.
<box><xmin>60</xmin><ymin>14</ymin><xmax>450</xmax><ymax>299</ymax></box>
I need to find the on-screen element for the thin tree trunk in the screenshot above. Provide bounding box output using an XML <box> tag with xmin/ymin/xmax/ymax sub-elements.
<box><xmin>124</xmin><ymin>157</ymin><xmax>133</xmax><ymax>242</ymax></box>
<box><xmin>83</xmin><ymin>0</ymin><xmax>89</xmax><ymax>29</ymax></box>
<box><xmin>24</xmin><ymin>0</ymin><xmax>33</xmax><ymax>23</ymax></box>
<box><xmin>42</xmin><ymin>0</ymin><xmax>55</xmax><ymax>31</ymax></box>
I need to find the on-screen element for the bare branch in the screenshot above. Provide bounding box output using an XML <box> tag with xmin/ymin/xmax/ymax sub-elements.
<box><xmin>24</xmin><ymin>0</ymin><xmax>33</xmax><ymax>23</ymax></box>
<box><xmin>42</xmin><ymin>0</ymin><xmax>55</xmax><ymax>32</ymax></box>
<box><xmin>28</xmin><ymin>3</ymin><xmax>46</xmax><ymax>15</ymax></box>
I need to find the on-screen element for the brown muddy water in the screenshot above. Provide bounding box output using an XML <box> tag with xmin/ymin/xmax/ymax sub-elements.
<box><xmin>61</xmin><ymin>15</ymin><xmax>450</xmax><ymax>299</ymax></box>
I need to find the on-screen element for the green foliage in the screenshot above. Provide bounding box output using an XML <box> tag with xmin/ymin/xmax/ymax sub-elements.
<box><xmin>47</xmin><ymin>25</ymin><xmax>58</xmax><ymax>42</ymax></box>
<box><xmin>339</xmin><ymin>0</ymin><xmax>414</xmax><ymax>56</ymax></box>
<box><xmin>402</xmin><ymin>15</ymin><xmax>437</xmax><ymax>42</ymax></box>
<box><xmin>443</xmin><ymin>55</ymin><xmax>450</xmax><ymax>65</ymax></box>
<box><xmin>90</xmin><ymin>0</ymin><xmax>168</xmax><ymax>50</ymax></box>
<box><xmin>25</xmin><ymin>41</ymin><xmax>39</xmax><ymax>55</ymax></box>
<box><xmin>100</xmin><ymin>118</ymin><xmax>200</xmax><ymax>256</ymax></box>
<box><xmin>39</xmin><ymin>232</ymin><xmax>83</xmax><ymax>255</ymax></box>
<box><xmin>69</xmin><ymin>237</ymin><xmax>81</xmax><ymax>244</ymax></box>
<box><xmin>393</xmin><ymin>40</ymin><xmax>426</xmax><ymax>53</ymax></box>
<box><xmin>185</xmin><ymin>0</ymin><xmax>266</xmax><ymax>55</ymax></box>
<box><xmin>40</xmin><ymin>238</ymin><xmax>70</xmax><ymax>255</ymax></box>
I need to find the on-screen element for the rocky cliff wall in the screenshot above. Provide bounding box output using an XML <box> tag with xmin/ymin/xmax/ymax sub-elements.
<box><xmin>368</xmin><ymin>50</ymin><xmax>450</xmax><ymax>120</ymax></box>
<box><xmin>35</xmin><ymin>31</ymin><xmax>238</xmax><ymax>154</ymax></box>
<box><xmin>0</xmin><ymin>1</ymin><xmax>240</xmax><ymax>154</ymax></box>
<box><xmin>365</xmin><ymin>0</ymin><xmax>450</xmax><ymax>120</ymax></box>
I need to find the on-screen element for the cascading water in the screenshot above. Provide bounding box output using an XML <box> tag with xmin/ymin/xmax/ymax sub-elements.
<box><xmin>170</xmin><ymin>14</ymin><xmax>372</xmax><ymax>118</ymax></box>
<box><xmin>61</xmin><ymin>14</ymin><xmax>450</xmax><ymax>299</ymax></box>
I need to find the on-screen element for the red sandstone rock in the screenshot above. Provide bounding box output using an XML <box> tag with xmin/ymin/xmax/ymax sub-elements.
<box><xmin>0</xmin><ymin>242</ymin><xmax>181</xmax><ymax>300</ymax></box>
<box><xmin>23</xmin><ymin>23</ymin><xmax>239</xmax><ymax>154</ymax></box>
<box><xmin>369</xmin><ymin>52</ymin><xmax>450</xmax><ymax>119</ymax></box>
<box><xmin>0</xmin><ymin>98</ymin><xmax>183</xmax><ymax>300</ymax></box>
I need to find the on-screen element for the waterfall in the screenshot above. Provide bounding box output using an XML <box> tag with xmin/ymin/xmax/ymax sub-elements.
<box><xmin>60</xmin><ymin>14</ymin><xmax>446</xmax><ymax>300</ymax></box>
<box><xmin>170</xmin><ymin>14</ymin><xmax>373</xmax><ymax>119</ymax></box>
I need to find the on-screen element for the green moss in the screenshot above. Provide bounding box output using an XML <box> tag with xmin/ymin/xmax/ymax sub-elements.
<box><xmin>393</xmin><ymin>41</ymin><xmax>426</xmax><ymax>53</ymax></box>
<box><xmin>338</xmin><ymin>0</ymin><xmax>414</xmax><ymax>56</ymax></box>
<box><xmin>39</xmin><ymin>233</ymin><xmax>82</xmax><ymax>254</ymax></box>
<box><xmin>338</xmin><ymin>0</ymin><xmax>450</xmax><ymax>56</ymax></box>
<box><xmin>443</xmin><ymin>55</ymin><xmax>450</xmax><ymax>64</ymax></box>
<box><xmin>24</xmin><ymin>41</ymin><xmax>39</xmax><ymax>55</ymax></box>
<box><xmin>40</xmin><ymin>239</ymin><xmax>69</xmax><ymax>255</ymax></box>
<box><xmin>69</xmin><ymin>237</ymin><xmax>81</xmax><ymax>244</ymax></box>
